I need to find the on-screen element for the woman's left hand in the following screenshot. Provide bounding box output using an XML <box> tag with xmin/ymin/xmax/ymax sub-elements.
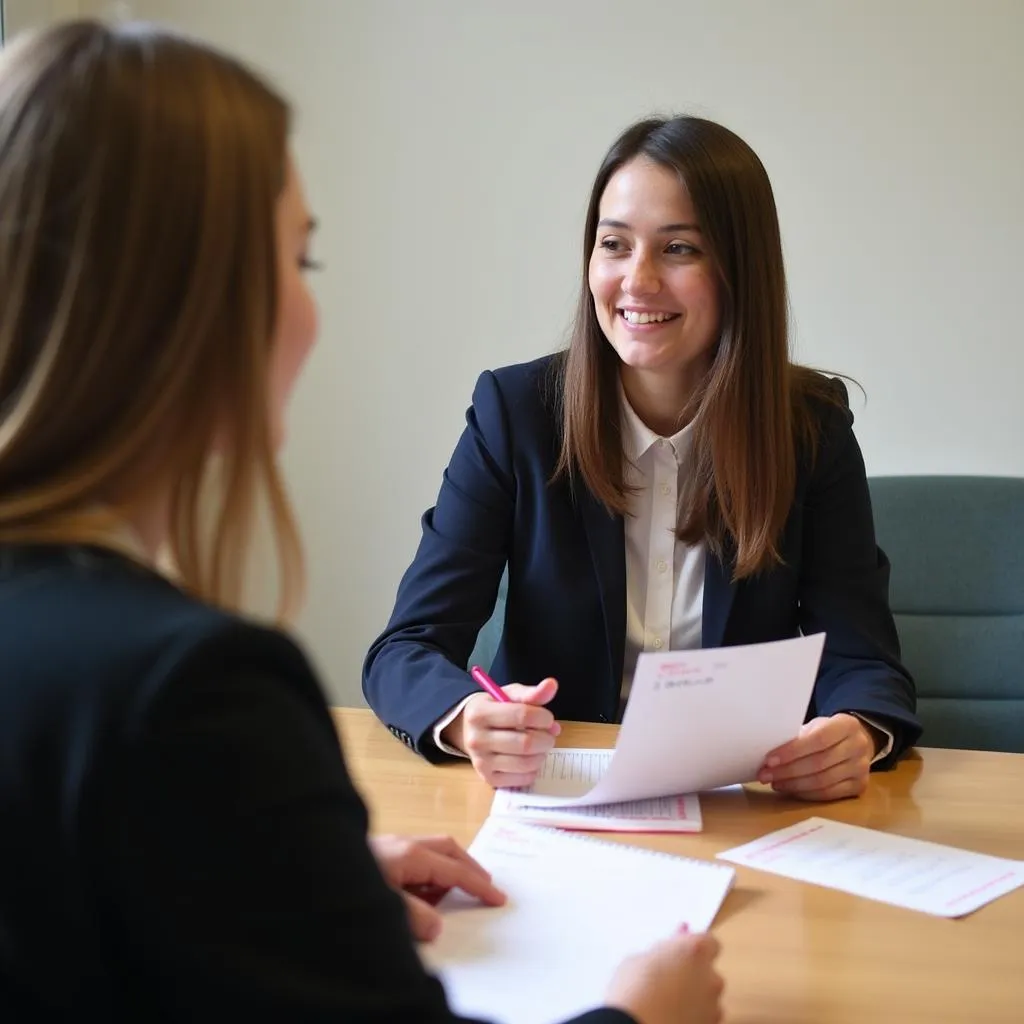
<box><xmin>369</xmin><ymin>834</ymin><xmax>506</xmax><ymax>942</ymax></box>
<box><xmin>758</xmin><ymin>713</ymin><xmax>878</xmax><ymax>801</ymax></box>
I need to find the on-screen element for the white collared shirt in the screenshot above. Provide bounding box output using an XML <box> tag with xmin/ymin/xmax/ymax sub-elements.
<box><xmin>619</xmin><ymin>388</ymin><xmax>704</xmax><ymax>708</ymax></box>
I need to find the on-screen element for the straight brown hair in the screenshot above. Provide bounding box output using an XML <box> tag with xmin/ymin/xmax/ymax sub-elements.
<box><xmin>0</xmin><ymin>20</ymin><xmax>303</xmax><ymax>616</ymax></box>
<box><xmin>555</xmin><ymin>116</ymin><xmax>840</xmax><ymax>578</ymax></box>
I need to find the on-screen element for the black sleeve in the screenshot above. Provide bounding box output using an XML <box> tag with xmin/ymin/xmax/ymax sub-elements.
<box><xmin>97</xmin><ymin>642</ymin><xmax>632</xmax><ymax>1024</ymax></box>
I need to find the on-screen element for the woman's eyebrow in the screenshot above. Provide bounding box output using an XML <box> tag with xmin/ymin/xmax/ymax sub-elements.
<box><xmin>597</xmin><ymin>217</ymin><xmax>701</xmax><ymax>233</ymax></box>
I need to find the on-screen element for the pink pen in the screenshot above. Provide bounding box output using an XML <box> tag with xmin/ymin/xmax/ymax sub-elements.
<box><xmin>470</xmin><ymin>665</ymin><xmax>511</xmax><ymax>703</ymax></box>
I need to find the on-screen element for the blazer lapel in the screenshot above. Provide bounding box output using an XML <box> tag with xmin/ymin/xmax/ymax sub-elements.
<box><xmin>702</xmin><ymin>545</ymin><xmax>737</xmax><ymax>648</ymax></box>
<box><xmin>578</xmin><ymin>491</ymin><xmax>626</xmax><ymax>710</ymax></box>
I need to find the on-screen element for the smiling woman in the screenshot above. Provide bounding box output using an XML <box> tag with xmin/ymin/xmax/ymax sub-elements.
<box><xmin>559</xmin><ymin>117</ymin><xmax>831</xmax><ymax>579</ymax></box>
<box><xmin>364</xmin><ymin>114</ymin><xmax>921</xmax><ymax>804</ymax></box>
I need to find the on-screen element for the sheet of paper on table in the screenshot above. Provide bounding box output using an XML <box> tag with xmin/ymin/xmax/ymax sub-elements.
<box><xmin>717</xmin><ymin>816</ymin><xmax>1024</xmax><ymax>917</ymax></box>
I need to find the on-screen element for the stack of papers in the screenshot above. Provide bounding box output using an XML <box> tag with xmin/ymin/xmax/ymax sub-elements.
<box><xmin>491</xmin><ymin>749</ymin><xmax>702</xmax><ymax>832</ymax></box>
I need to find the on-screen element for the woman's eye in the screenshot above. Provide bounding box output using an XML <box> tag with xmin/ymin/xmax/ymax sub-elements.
<box><xmin>599</xmin><ymin>238</ymin><xmax>625</xmax><ymax>254</ymax></box>
<box><xmin>666</xmin><ymin>242</ymin><xmax>697</xmax><ymax>256</ymax></box>
<box><xmin>299</xmin><ymin>256</ymin><xmax>324</xmax><ymax>271</ymax></box>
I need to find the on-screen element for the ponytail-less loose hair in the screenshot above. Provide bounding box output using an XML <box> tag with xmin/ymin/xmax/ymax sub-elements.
<box><xmin>555</xmin><ymin>116</ymin><xmax>839</xmax><ymax>578</ymax></box>
<box><xmin>0</xmin><ymin>20</ymin><xmax>302</xmax><ymax>616</ymax></box>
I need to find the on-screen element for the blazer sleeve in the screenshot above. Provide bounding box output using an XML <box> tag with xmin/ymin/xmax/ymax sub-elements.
<box><xmin>362</xmin><ymin>369</ymin><xmax>517</xmax><ymax>759</ymax></box>
<box><xmin>798</xmin><ymin>389</ymin><xmax>922</xmax><ymax>766</ymax></box>
<box><xmin>100</xmin><ymin>635</ymin><xmax>632</xmax><ymax>1024</ymax></box>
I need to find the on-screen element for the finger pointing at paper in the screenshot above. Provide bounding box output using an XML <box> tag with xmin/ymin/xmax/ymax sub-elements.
<box><xmin>440</xmin><ymin>673</ymin><xmax>562</xmax><ymax>789</ymax></box>
<box><xmin>758</xmin><ymin>713</ymin><xmax>876</xmax><ymax>801</ymax></box>
<box><xmin>370</xmin><ymin>834</ymin><xmax>507</xmax><ymax>942</ymax></box>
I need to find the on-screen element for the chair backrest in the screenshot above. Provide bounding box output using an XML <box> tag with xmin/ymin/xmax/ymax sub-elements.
<box><xmin>868</xmin><ymin>475</ymin><xmax>1024</xmax><ymax>752</ymax></box>
<box><xmin>466</xmin><ymin>569</ymin><xmax>507</xmax><ymax>672</ymax></box>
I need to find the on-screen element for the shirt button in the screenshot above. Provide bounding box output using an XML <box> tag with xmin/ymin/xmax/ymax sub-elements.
<box><xmin>656</xmin><ymin>559</ymin><xmax>668</xmax><ymax>573</ymax></box>
<box><xmin>661</xmin><ymin>483</ymin><xmax>671</xmax><ymax>496</ymax></box>
<box><xmin>652</xmin><ymin>637</ymin><xmax>663</xmax><ymax>649</ymax></box>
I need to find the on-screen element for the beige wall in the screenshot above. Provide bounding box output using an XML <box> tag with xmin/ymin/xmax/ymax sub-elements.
<box><xmin>5</xmin><ymin>0</ymin><xmax>80</xmax><ymax>34</ymax></box>
<box><xmin>13</xmin><ymin>0</ymin><xmax>1024</xmax><ymax>703</ymax></box>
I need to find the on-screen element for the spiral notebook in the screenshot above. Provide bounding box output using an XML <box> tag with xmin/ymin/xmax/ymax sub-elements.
<box><xmin>420</xmin><ymin>818</ymin><xmax>735</xmax><ymax>1024</ymax></box>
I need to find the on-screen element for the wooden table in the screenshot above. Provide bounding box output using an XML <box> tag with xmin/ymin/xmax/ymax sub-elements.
<box><xmin>334</xmin><ymin>708</ymin><xmax>1024</xmax><ymax>1023</ymax></box>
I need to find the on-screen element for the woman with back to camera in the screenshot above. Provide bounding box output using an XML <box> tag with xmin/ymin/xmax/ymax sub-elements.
<box><xmin>0</xmin><ymin>19</ymin><xmax>722</xmax><ymax>1024</ymax></box>
<box><xmin>364</xmin><ymin>115</ymin><xmax>921</xmax><ymax>798</ymax></box>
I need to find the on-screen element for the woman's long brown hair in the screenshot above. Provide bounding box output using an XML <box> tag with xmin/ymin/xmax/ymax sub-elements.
<box><xmin>0</xmin><ymin>20</ymin><xmax>303</xmax><ymax>617</ymax></box>
<box><xmin>555</xmin><ymin>116</ymin><xmax>840</xmax><ymax>578</ymax></box>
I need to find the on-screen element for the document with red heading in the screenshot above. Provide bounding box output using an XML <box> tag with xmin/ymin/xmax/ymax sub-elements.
<box><xmin>513</xmin><ymin>633</ymin><xmax>825</xmax><ymax>808</ymax></box>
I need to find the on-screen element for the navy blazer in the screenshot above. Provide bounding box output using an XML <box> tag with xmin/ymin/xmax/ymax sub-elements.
<box><xmin>0</xmin><ymin>544</ymin><xmax>629</xmax><ymax>1024</ymax></box>
<box><xmin>363</xmin><ymin>355</ymin><xmax>921</xmax><ymax>766</ymax></box>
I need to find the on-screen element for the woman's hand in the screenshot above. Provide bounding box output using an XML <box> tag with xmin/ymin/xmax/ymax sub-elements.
<box><xmin>441</xmin><ymin>678</ymin><xmax>561</xmax><ymax>788</ymax></box>
<box><xmin>369</xmin><ymin>834</ymin><xmax>506</xmax><ymax>941</ymax></box>
<box><xmin>759</xmin><ymin>713</ymin><xmax>878</xmax><ymax>800</ymax></box>
<box><xmin>606</xmin><ymin>930</ymin><xmax>724</xmax><ymax>1024</ymax></box>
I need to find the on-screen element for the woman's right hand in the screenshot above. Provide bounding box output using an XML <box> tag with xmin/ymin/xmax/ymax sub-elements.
<box><xmin>606</xmin><ymin>931</ymin><xmax>724</xmax><ymax>1024</ymax></box>
<box><xmin>440</xmin><ymin>678</ymin><xmax>561</xmax><ymax>788</ymax></box>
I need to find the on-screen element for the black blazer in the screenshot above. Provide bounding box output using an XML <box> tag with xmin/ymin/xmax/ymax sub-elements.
<box><xmin>364</xmin><ymin>355</ymin><xmax>920</xmax><ymax>765</ymax></box>
<box><xmin>0</xmin><ymin>544</ymin><xmax>628</xmax><ymax>1024</ymax></box>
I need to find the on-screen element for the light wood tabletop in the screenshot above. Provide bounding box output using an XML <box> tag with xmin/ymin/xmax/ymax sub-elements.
<box><xmin>333</xmin><ymin>707</ymin><xmax>1024</xmax><ymax>1024</ymax></box>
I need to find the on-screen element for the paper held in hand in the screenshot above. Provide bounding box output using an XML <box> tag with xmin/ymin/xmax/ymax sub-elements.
<box><xmin>514</xmin><ymin>633</ymin><xmax>825</xmax><ymax>808</ymax></box>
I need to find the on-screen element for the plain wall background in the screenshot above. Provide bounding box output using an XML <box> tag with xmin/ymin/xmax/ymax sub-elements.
<box><xmin>5</xmin><ymin>0</ymin><xmax>80</xmax><ymax>33</ymax></box>
<box><xmin>13</xmin><ymin>0</ymin><xmax>1024</xmax><ymax>703</ymax></box>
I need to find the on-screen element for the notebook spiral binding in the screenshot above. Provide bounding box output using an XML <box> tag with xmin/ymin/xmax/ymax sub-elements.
<box><xmin>509</xmin><ymin>821</ymin><xmax>735</xmax><ymax>874</ymax></box>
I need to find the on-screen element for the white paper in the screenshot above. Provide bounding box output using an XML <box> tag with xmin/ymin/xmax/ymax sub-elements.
<box><xmin>718</xmin><ymin>817</ymin><xmax>1024</xmax><ymax>918</ymax></box>
<box><xmin>518</xmin><ymin>633</ymin><xmax>825</xmax><ymax>808</ymax></box>
<box><xmin>421</xmin><ymin>819</ymin><xmax>734</xmax><ymax>1023</ymax></box>
<box><xmin>491</xmin><ymin>748</ymin><xmax>702</xmax><ymax>832</ymax></box>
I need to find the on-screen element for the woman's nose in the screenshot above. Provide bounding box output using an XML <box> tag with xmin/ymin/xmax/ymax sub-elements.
<box><xmin>622</xmin><ymin>252</ymin><xmax>660</xmax><ymax>297</ymax></box>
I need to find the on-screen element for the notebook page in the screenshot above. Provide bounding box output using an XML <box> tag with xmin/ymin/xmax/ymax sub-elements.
<box><xmin>718</xmin><ymin>817</ymin><xmax>1024</xmax><ymax>918</ymax></box>
<box><xmin>521</xmin><ymin>633</ymin><xmax>825</xmax><ymax>808</ymax></box>
<box><xmin>492</xmin><ymin>749</ymin><xmax>702</xmax><ymax>832</ymax></box>
<box><xmin>421</xmin><ymin>819</ymin><xmax>734</xmax><ymax>1023</ymax></box>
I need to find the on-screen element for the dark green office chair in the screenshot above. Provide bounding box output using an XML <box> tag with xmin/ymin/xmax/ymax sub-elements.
<box><xmin>868</xmin><ymin>475</ymin><xmax>1024</xmax><ymax>753</ymax></box>
<box><xmin>467</xmin><ymin>569</ymin><xmax>507</xmax><ymax>673</ymax></box>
